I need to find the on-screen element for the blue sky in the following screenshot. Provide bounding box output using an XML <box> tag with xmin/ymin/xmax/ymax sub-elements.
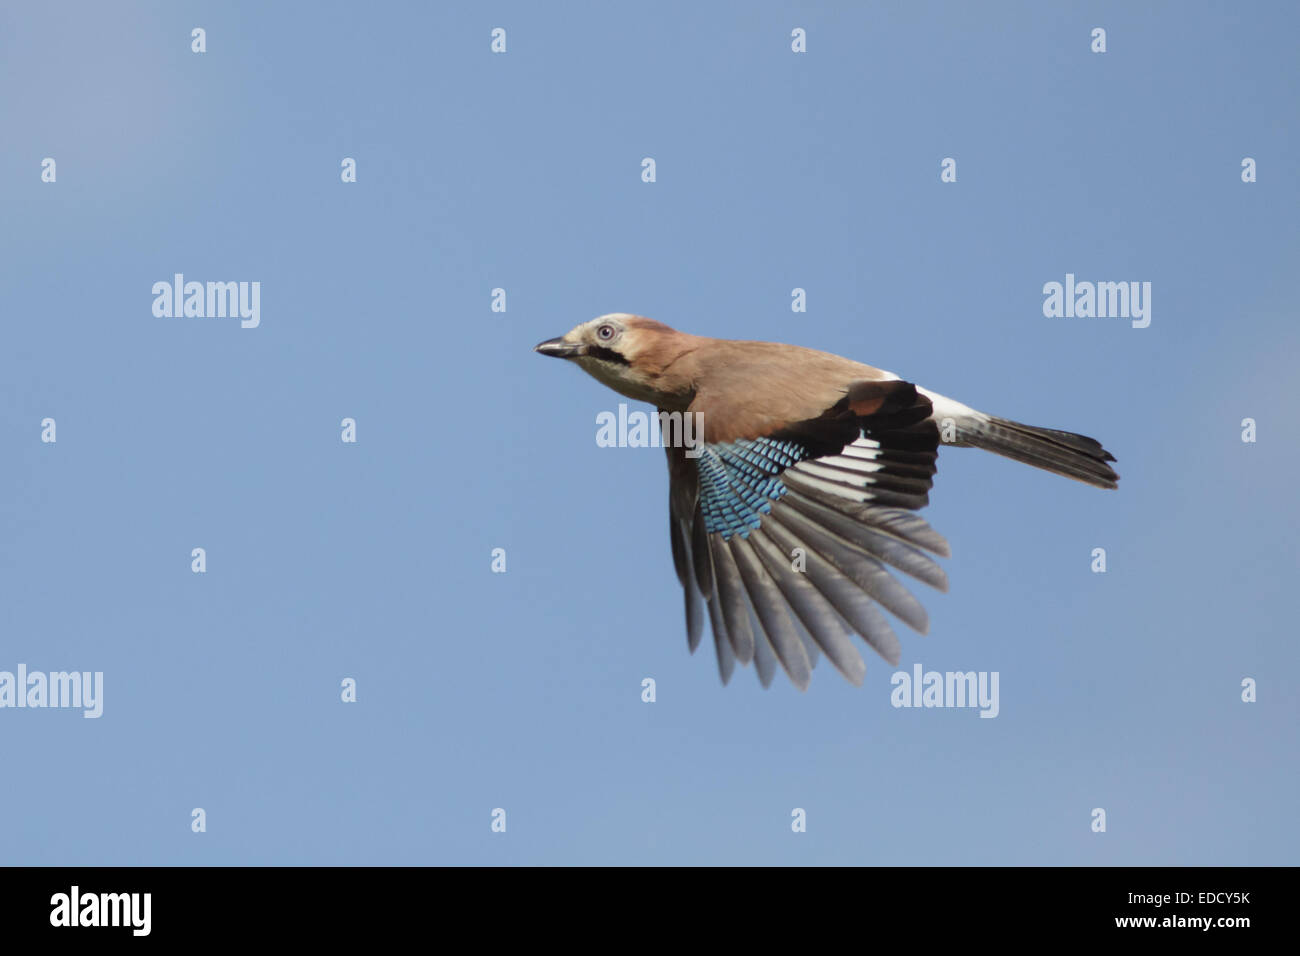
<box><xmin>1</xmin><ymin>1</ymin><xmax>1296</xmax><ymax>865</ymax></box>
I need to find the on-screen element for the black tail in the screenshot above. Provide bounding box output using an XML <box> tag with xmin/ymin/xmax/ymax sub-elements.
<box><xmin>960</xmin><ymin>417</ymin><xmax>1119</xmax><ymax>489</ymax></box>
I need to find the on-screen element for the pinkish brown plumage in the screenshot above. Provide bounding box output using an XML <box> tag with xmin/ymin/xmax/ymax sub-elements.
<box><xmin>536</xmin><ymin>313</ymin><xmax>1118</xmax><ymax>690</ymax></box>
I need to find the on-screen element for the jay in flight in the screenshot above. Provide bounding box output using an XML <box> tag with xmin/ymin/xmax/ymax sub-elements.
<box><xmin>536</xmin><ymin>314</ymin><xmax>1118</xmax><ymax>690</ymax></box>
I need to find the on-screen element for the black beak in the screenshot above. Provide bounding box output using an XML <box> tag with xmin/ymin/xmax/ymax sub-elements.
<box><xmin>534</xmin><ymin>337</ymin><xmax>586</xmax><ymax>359</ymax></box>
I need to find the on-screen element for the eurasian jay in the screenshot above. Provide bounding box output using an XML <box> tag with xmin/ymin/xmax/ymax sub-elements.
<box><xmin>535</xmin><ymin>314</ymin><xmax>1118</xmax><ymax>690</ymax></box>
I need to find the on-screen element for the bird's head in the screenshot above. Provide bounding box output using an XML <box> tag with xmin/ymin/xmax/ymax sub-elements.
<box><xmin>534</xmin><ymin>313</ymin><xmax>694</xmax><ymax>407</ymax></box>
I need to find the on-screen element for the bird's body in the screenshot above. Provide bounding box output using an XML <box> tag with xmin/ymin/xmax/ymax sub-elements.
<box><xmin>536</xmin><ymin>314</ymin><xmax>1118</xmax><ymax>690</ymax></box>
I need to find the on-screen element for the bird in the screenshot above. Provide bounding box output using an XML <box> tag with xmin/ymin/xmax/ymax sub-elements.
<box><xmin>535</xmin><ymin>313</ymin><xmax>1118</xmax><ymax>690</ymax></box>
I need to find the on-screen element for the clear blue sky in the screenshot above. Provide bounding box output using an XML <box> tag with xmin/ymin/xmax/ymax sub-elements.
<box><xmin>1</xmin><ymin>1</ymin><xmax>1296</xmax><ymax>865</ymax></box>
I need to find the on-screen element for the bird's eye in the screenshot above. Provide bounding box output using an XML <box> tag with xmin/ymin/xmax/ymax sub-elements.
<box><xmin>597</xmin><ymin>324</ymin><xmax>616</xmax><ymax>341</ymax></box>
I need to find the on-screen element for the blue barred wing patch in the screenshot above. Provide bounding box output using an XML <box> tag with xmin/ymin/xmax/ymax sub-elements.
<box><xmin>696</xmin><ymin>437</ymin><xmax>808</xmax><ymax>540</ymax></box>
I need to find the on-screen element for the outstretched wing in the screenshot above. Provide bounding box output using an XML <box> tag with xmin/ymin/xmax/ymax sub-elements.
<box><xmin>665</xmin><ymin>380</ymin><xmax>950</xmax><ymax>690</ymax></box>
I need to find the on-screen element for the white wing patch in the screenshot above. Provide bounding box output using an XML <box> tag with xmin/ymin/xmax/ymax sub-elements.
<box><xmin>787</xmin><ymin>435</ymin><xmax>888</xmax><ymax>502</ymax></box>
